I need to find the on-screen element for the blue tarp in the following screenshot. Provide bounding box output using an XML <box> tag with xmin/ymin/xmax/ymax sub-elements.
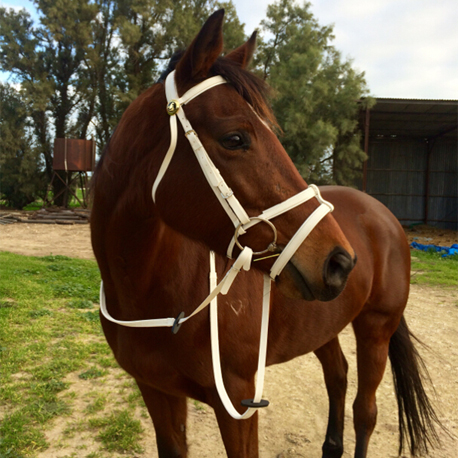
<box><xmin>410</xmin><ymin>242</ymin><xmax>458</xmax><ymax>257</ymax></box>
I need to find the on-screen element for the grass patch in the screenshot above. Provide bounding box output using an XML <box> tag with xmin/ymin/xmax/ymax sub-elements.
<box><xmin>79</xmin><ymin>367</ymin><xmax>107</xmax><ymax>380</ymax></box>
<box><xmin>193</xmin><ymin>400</ymin><xmax>206</xmax><ymax>412</ymax></box>
<box><xmin>67</xmin><ymin>299</ymin><xmax>94</xmax><ymax>309</ymax></box>
<box><xmin>410</xmin><ymin>250</ymin><xmax>458</xmax><ymax>287</ymax></box>
<box><xmin>85</xmin><ymin>394</ymin><xmax>107</xmax><ymax>415</ymax></box>
<box><xmin>0</xmin><ymin>252</ymin><xmax>147</xmax><ymax>457</ymax></box>
<box><xmin>21</xmin><ymin>189</ymin><xmax>85</xmax><ymax>211</ymax></box>
<box><xmin>90</xmin><ymin>410</ymin><xmax>143</xmax><ymax>454</ymax></box>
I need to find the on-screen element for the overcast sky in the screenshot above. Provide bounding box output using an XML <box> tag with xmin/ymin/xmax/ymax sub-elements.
<box><xmin>234</xmin><ymin>0</ymin><xmax>458</xmax><ymax>100</ymax></box>
<box><xmin>1</xmin><ymin>0</ymin><xmax>457</xmax><ymax>99</ymax></box>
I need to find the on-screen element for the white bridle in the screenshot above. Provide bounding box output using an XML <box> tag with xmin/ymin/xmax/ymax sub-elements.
<box><xmin>100</xmin><ymin>70</ymin><xmax>335</xmax><ymax>419</ymax></box>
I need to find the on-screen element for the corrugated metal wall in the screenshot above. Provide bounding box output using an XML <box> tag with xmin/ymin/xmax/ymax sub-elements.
<box><xmin>427</xmin><ymin>138</ymin><xmax>457</xmax><ymax>229</ymax></box>
<box><xmin>365</xmin><ymin>137</ymin><xmax>457</xmax><ymax>229</ymax></box>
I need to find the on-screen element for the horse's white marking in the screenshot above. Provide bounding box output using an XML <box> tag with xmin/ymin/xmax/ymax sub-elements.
<box><xmin>230</xmin><ymin>300</ymin><xmax>244</xmax><ymax>316</ymax></box>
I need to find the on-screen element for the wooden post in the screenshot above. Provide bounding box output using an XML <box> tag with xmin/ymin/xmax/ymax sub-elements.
<box><xmin>362</xmin><ymin>107</ymin><xmax>370</xmax><ymax>192</ymax></box>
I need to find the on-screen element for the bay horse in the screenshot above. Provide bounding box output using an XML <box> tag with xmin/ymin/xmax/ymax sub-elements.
<box><xmin>90</xmin><ymin>10</ymin><xmax>441</xmax><ymax>458</ymax></box>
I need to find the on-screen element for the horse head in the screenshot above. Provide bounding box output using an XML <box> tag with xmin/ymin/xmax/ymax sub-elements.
<box><xmin>106</xmin><ymin>10</ymin><xmax>356</xmax><ymax>302</ymax></box>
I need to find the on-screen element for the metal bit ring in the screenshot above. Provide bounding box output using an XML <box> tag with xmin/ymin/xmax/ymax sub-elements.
<box><xmin>234</xmin><ymin>217</ymin><xmax>278</xmax><ymax>256</ymax></box>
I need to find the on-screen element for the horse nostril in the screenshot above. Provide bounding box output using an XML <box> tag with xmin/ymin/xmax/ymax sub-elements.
<box><xmin>323</xmin><ymin>247</ymin><xmax>355</xmax><ymax>290</ymax></box>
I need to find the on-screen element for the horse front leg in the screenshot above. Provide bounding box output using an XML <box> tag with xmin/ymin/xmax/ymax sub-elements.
<box><xmin>314</xmin><ymin>337</ymin><xmax>348</xmax><ymax>458</ymax></box>
<box><xmin>351</xmin><ymin>311</ymin><xmax>397</xmax><ymax>458</ymax></box>
<box><xmin>208</xmin><ymin>382</ymin><xmax>260</xmax><ymax>458</ymax></box>
<box><xmin>136</xmin><ymin>381</ymin><xmax>188</xmax><ymax>458</ymax></box>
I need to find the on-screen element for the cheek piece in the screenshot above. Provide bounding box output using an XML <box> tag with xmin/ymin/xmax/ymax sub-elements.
<box><xmin>99</xmin><ymin>70</ymin><xmax>335</xmax><ymax>420</ymax></box>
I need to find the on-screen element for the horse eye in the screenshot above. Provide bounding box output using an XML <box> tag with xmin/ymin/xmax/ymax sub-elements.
<box><xmin>220</xmin><ymin>133</ymin><xmax>249</xmax><ymax>150</ymax></box>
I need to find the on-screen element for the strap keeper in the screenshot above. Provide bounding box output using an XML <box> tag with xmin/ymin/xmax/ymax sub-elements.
<box><xmin>241</xmin><ymin>399</ymin><xmax>269</xmax><ymax>408</ymax></box>
<box><xmin>172</xmin><ymin>311</ymin><xmax>185</xmax><ymax>334</ymax></box>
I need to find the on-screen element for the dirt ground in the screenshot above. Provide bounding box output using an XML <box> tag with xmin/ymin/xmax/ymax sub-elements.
<box><xmin>1</xmin><ymin>220</ymin><xmax>457</xmax><ymax>457</ymax></box>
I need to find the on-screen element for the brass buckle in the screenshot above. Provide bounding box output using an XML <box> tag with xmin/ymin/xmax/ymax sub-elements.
<box><xmin>233</xmin><ymin>217</ymin><xmax>278</xmax><ymax>256</ymax></box>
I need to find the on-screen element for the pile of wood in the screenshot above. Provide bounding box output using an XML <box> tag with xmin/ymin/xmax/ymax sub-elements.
<box><xmin>0</xmin><ymin>213</ymin><xmax>23</xmax><ymax>225</ymax></box>
<box><xmin>27</xmin><ymin>208</ymin><xmax>90</xmax><ymax>225</ymax></box>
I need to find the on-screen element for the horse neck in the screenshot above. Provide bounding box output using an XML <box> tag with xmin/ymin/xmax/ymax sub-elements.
<box><xmin>109</xmin><ymin>204</ymin><xmax>212</xmax><ymax>295</ymax></box>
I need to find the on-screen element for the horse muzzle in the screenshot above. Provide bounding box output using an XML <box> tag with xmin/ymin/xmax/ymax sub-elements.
<box><xmin>277</xmin><ymin>246</ymin><xmax>356</xmax><ymax>302</ymax></box>
<box><xmin>320</xmin><ymin>247</ymin><xmax>356</xmax><ymax>301</ymax></box>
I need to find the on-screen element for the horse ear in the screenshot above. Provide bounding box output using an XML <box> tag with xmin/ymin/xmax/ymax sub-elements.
<box><xmin>225</xmin><ymin>31</ymin><xmax>257</xmax><ymax>69</ymax></box>
<box><xmin>175</xmin><ymin>9</ymin><xmax>225</xmax><ymax>85</ymax></box>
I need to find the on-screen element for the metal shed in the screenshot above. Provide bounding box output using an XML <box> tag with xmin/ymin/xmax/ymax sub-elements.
<box><xmin>360</xmin><ymin>98</ymin><xmax>457</xmax><ymax>229</ymax></box>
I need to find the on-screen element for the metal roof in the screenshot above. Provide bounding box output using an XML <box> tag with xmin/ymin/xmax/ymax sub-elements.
<box><xmin>361</xmin><ymin>98</ymin><xmax>458</xmax><ymax>139</ymax></box>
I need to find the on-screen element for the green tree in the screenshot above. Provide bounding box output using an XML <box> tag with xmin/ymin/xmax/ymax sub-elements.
<box><xmin>0</xmin><ymin>7</ymin><xmax>53</xmax><ymax>178</ymax></box>
<box><xmin>0</xmin><ymin>83</ymin><xmax>46</xmax><ymax>208</ymax></box>
<box><xmin>77</xmin><ymin>0</ymin><xmax>122</xmax><ymax>146</ymax></box>
<box><xmin>0</xmin><ymin>1</ymin><xmax>246</xmax><ymax>207</ymax></box>
<box><xmin>114</xmin><ymin>0</ymin><xmax>245</xmax><ymax>110</ymax></box>
<box><xmin>1</xmin><ymin>0</ymin><xmax>246</xmax><ymax>151</ymax></box>
<box><xmin>0</xmin><ymin>2</ymin><xmax>99</xmax><ymax>205</ymax></box>
<box><xmin>84</xmin><ymin>0</ymin><xmax>245</xmax><ymax>143</ymax></box>
<box><xmin>165</xmin><ymin>0</ymin><xmax>245</xmax><ymax>53</ymax></box>
<box><xmin>256</xmin><ymin>0</ymin><xmax>374</xmax><ymax>186</ymax></box>
<box><xmin>1</xmin><ymin>0</ymin><xmax>369</xmax><ymax>195</ymax></box>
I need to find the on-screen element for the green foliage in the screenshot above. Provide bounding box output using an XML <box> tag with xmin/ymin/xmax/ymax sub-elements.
<box><xmin>1</xmin><ymin>0</ymin><xmax>372</xmax><ymax>199</ymax></box>
<box><xmin>113</xmin><ymin>0</ymin><xmax>245</xmax><ymax>113</ymax></box>
<box><xmin>0</xmin><ymin>83</ymin><xmax>46</xmax><ymax>208</ymax></box>
<box><xmin>85</xmin><ymin>394</ymin><xmax>107</xmax><ymax>414</ymax></box>
<box><xmin>410</xmin><ymin>250</ymin><xmax>458</xmax><ymax>287</ymax></box>
<box><xmin>256</xmin><ymin>0</ymin><xmax>374</xmax><ymax>186</ymax></box>
<box><xmin>0</xmin><ymin>0</ymin><xmax>245</xmax><ymax>194</ymax></box>
<box><xmin>79</xmin><ymin>367</ymin><xmax>107</xmax><ymax>380</ymax></box>
<box><xmin>67</xmin><ymin>299</ymin><xmax>94</xmax><ymax>309</ymax></box>
<box><xmin>0</xmin><ymin>3</ymin><xmax>93</xmax><ymax>206</ymax></box>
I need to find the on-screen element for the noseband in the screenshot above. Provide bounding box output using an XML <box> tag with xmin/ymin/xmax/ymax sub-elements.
<box><xmin>100</xmin><ymin>70</ymin><xmax>335</xmax><ymax>419</ymax></box>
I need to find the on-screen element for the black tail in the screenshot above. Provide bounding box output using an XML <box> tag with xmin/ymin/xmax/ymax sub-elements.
<box><xmin>389</xmin><ymin>315</ymin><xmax>444</xmax><ymax>456</ymax></box>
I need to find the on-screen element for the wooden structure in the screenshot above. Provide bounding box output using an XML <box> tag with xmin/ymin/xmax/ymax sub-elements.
<box><xmin>46</xmin><ymin>138</ymin><xmax>96</xmax><ymax>208</ymax></box>
<box><xmin>27</xmin><ymin>208</ymin><xmax>90</xmax><ymax>225</ymax></box>
<box><xmin>360</xmin><ymin>99</ymin><xmax>457</xmax><ymax>229</ymax></box>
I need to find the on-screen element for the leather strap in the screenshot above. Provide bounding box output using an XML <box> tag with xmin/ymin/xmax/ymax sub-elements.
<box><xmin>210</xmin><ymin>251</ymin><xmax>271</xmax><ymax>419</ymax></box>
<box><xmin>226</xmin><ymin>185</ymin><xmax>334</xmax><ymax>279</ymax></box>
<box><xmin>226</xmin><ymin>185</ymin><xmax>321</xmax><ymax>258</ymax></box>
<box><xmin>99</xmin><ymin>247</ymin><xmax>254</xmax><ymax>329</ymax></box>
<box><xmin>152</xmin><ymin>72</ymin><xmax>226</xmax><ymax>202</ymax></box>
<box><xmin>270</xmin><ymin>200</ymin><xmax>332</xmax><ymax>279</ymax></box>
<box><xmin>152</xmin><ymin>71</ymin><xmax>250</xmax><ymax>228</ymax></box>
